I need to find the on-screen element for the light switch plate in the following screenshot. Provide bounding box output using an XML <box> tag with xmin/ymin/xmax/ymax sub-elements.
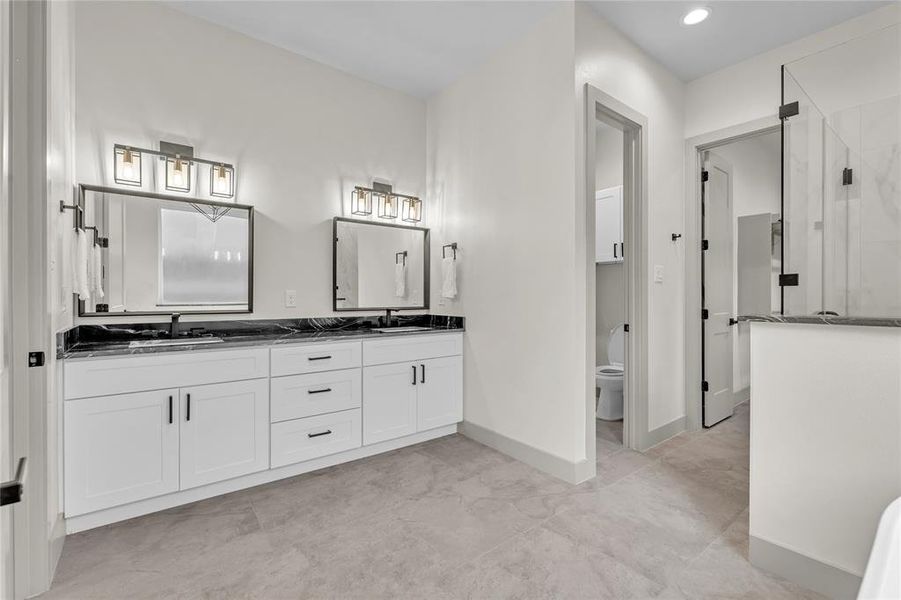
<box><xmin>654</xmin><ymin>265</ymin><xmax>664</xmax><ymax>283</ymax></box>
<box><xmin>284</xmin><ymin>290</ymin><xmax>297</xmax><ymax>308</ymax></box>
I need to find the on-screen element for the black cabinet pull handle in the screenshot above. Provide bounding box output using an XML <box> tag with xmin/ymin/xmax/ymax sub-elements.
<box><xmin>620</xmin><ymin>242</ymin><xmax>624</xmax><ymax>257</ymax></box>
<box><xmin>613</xmin><ymin>243</ymin><xmax>617</xmax><ymax>258</ymax></box>
<box><xmin>168</xmin><ymin>395</ymin><xmax>173</xmax><ymax>424</ymax></box>
<box><xmin>308</xmin><ymin>355</ymin><xmax>332</xmax><ymax>361</ymax></box>
<box><xmin>186</xmin><ymin>393</ymin><xmax>191</xmax><ymax>421</ymax></box>
<box><xmin>308</xmin><ymin>430</ymin><xmax>332</xmax><ymax>438</ymax></box>
<box><xmin>420</xmin><ymin>364</ymin><xmax>425</xmax><ymax>384</ymax></box>
<box><xmin>308</xmin><ymin>388</ymin><xmax>332</xmax><ymax>395</ymax></box>
<box><xmin>412</xmin><ymin>365</ymin><xmax>417</xmax><ymax>385</ymax></box>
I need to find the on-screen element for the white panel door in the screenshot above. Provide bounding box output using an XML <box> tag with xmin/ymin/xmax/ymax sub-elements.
<box><xmin>362</xmin><ymin>362</ymin><xmax>418</xmax><ymax>445</ymax></box>
<box><xmin>417</xmin><ymin>355</ymin><xmax>463</xmax><ymax>431</ymax></box>
<box><xmin>595</xmin><ymin>186</ymin><xmax>623</xmax><ymax>264</ymax></box>
<box><xmin>179</xmin><ymin>379</ymin><xmax>269</xmax><ymax>490</ymax></box>
<box><xmin>703</xmin><ymin>152</ymin><xmax>735</xmax><ymax>427</ymax></box>
<box><xmin>64</xmin><ymin>389</ymin><xmax>179</xmax><ymax>516</ymax></box>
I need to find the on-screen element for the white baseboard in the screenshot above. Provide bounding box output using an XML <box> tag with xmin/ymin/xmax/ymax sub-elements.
<box><xmin>65</xmin><ymin>425</ymin><xmax>457</xmax><ymax>534</ymax></box>
<box><xmin>643</xmin><ymin>415</ymin><xmax>686</xmax><ymax>451</ymax></box>
<box><xmin>749</xmin><ymin>535</ymin><xmax>861</xmax><ymax>600</ymax></box>
<box><xmin>733</xmin><ymin>386</ymin><xmax>750</xmax><ymax>407</ymax></box>
<box><xmin>459</xmin><ymin>421</ymin><xmax>593</xmax><ymax>484</ymax></box>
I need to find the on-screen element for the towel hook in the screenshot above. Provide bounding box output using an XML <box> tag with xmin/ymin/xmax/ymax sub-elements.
<box><xmin>395</xmin><ymin>251</ymin><xmax>407</xmax><ymax>265</ymax></box>
<box><xmin>442</xmin><ymin>243</ymin><xmax>458</xmax><ymax>260</ymax></box>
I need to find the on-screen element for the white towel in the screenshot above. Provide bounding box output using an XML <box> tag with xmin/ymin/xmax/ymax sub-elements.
<box><xmin>394</xmin><ymin>261</ymin><xmax>406</xmax><ymax>297</ymax></box>
<box><xmin>91</xmin><ymin>244</ymin><xmax>104</xmax><ymax>299</ymax></box>
<box><xmin>441</xmin><ymin>256</ymin><xmax>457</xmax><ymax>299</ymax></box>
<box><xmin>73</xmin><ymin>229</ymin><xmax>90</xmax><ymax>301</ymax></box>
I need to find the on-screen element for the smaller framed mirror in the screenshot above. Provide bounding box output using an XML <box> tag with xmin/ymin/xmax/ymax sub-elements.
<box><xmin>78</xmin><ymin>184</ymin><xmax>254</xmax><ymax>316</ymax></box>
<box><xmin>333</xmin><ymin>217</ymin><xmax>430</xmax><ymax>311</ymax></box>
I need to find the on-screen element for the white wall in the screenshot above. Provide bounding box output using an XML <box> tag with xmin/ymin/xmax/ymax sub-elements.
<box><xmin>576</xmin><ymin>3</ymin><xmax>687</xmax><ymax>433</ymax></box>
<box><xmin>426</xmin><ymin>4</ymin><xmax>583</xmax><ymax>465</ymax></box>
<box><xmin>750</xmin><ymin>322</ymin><xmax>901</xmax><ymax>595</ymax></box>
<box><xmin>713</xmin><ymin>132</ymin><xmax>780</xmax><ymax>393</ymax></box>
<box><xmin>685</xmin><ymin>4</ymin><xmax>901</xmax><ymax>138</ymax></box>
<box><xmin>73</xmin><ymin>1</ymin><xmax>426</xmax><ymax>324</ymax></box>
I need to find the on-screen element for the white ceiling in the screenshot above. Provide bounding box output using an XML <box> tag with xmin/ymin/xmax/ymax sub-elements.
<box><xmin>167</xmin><ymin>1</ymin><xmax>892</xmax><ymax>97</ymax></box>
<box><xmin>166</xmin><ymin>1</ymin><xmax>558</xmax><ymax>98</ymax></box>
<box><xmin>588</xmin><ymin>1</ymin><xmax>892</xmax><ymax>82</ymax></box>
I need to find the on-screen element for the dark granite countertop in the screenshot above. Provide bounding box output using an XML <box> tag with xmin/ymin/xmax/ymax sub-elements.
<box><xmin>59</xmin><ymin>315</ymin><xmax>464</xmax><ymax>360</ymax></box>
<box><xmin>739</xmin><ymin>314</ymin><xmax>901</xmax><ymax>328</ymax></box>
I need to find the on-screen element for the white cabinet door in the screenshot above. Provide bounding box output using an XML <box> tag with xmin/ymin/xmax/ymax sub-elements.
<box><xmin>595</xmin><ymin>186</ymin><xmax>623</xmax><ymax>264</ymax></box>
<box><xmin>417</xmin><ymin>355</ymin><xmax>463</xmax><ymax>432</ymax></box>
<box><xmin>362</xmin><ymin>362</ymin><xmax>418</xmax><ymax>445</ymax></box>
<box><xmin>179</xmin><ymin>379</ymin><xmax>269</xmax><ymax>490</ymax></box>
<box><xmin>64</xmin><ymin>389</ymin><xmax>179</xmax><ymax>516</ymax></box>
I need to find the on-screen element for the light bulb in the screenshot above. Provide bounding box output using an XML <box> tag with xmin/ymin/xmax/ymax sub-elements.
<box><xmin>172</xmin><ymin>160</ymin><xmax>185</xmax><ymax>188</ymax></box>
<box><xmin>682</xmin><ymin>7</ymin><xmax>710</xmax><ymax>25</ymax></box>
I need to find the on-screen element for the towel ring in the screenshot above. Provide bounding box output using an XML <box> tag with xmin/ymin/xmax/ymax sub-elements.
<box><xmin>442</xmin><ymin>243</ymin><xmax>458</xmax><ymax>260</ymax></box>
<box><xmin>395</xmin><ymin>251</ymin><xmax>407</xmax><ymax>265</ymax></box>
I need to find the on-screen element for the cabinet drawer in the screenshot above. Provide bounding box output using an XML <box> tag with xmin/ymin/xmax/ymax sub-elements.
<box><xmin>64</xmin><ymin>348</ymin><xmax>270</xmax><ymax>400</ymax></box>
<box><xmin>270</xmin><ymin>409</ymin><xmax>362</xmax><ymax>468</ymax></box>
<box><xmin>270</xmin><ymin>368</ymin><xmax>361</xmax><ymax>423</ymax></box>
<box><xmin>270</xmin><ymin>341</ymin><xmax>362</xmax><ymax>377</ymax></box>
<box><xmin>363</xmin><ymin>333</ymin><xmax>462</xmax><ymax>366</ymax></box>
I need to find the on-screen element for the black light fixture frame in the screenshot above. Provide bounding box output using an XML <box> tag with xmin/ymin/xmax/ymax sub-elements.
<box><xmin>111</xmin><ymin>142</ymin><xmax>236</xmax><ymax>198</ymax></box>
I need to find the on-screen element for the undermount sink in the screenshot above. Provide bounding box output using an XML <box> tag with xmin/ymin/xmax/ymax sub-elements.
<box><xmin>128</xmin><ymin>338</ymin><xmax>224</xmax><ymax>348</ymax></box>
<box><xmin>371</xmin><ymin>326</ymin><xmax>433</xmax><ymax>333</ymax></box>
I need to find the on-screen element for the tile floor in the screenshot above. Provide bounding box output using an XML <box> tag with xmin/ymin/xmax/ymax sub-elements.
<box><xmin>44</xmin><ymin>402</ymin><xmax>823</xmax><ymax>599</ymax></box>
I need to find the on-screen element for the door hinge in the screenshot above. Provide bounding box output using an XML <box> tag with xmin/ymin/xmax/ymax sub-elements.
<box><xmin>779</xmin><ymin>273</ymin><xmax>799</xmax><ymax>287</ymax></box>
<box><xmin>701</xmin><ymin>170</ymin><xmax>709</xmax><ymax>183</ymax></box>
<box><xmin>28</xmin><ymin>351</ymin><xmax>45</xmax><ymax>368</ymax></box>
<box><xmin>729</xmin><ymin>318</ymin><xmax>739</xmax><ymax>326</ymax></box>
<box><xmin>623</xmin><ymin>324</ymin><xmax>630</xmax><ymax>332</ymax></box>
<box><xmin>702</xmin><ymin>381</ymin><xmax>709</xmax><ymax>393</ymax></box>
<box><xmin>702</xmin><ymin>239</ymin><xmax>709</xmax><ymax>251</ymax></box>
<box><xmin>842</xmin><ymin>168</ymin><xmax>853</xmax><ymax>186</ymax></box>
<box><xmin>779</xmin><ymin>101</ymin><xmax>800</xmax><ymax>120</ymax></box>
<box><xmin>0</xmin><ymin>457</ymin><xmax>26</xmax><ymax>506</ymax></box>
<box><xmin>702</xmin><ymin>308</ymin><xmax>709</xmax><ymax>320</ymax></box>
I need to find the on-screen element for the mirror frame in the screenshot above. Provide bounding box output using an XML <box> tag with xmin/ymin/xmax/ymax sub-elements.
<box><xmin>332</xmin><ymin>217</ymin><xmax>430</xmax><ymax>312</ymax></box>
<box><xmin>76</xmin><ymin>183</ymin><xmax>255</xmax><ymax>317</ymax></box>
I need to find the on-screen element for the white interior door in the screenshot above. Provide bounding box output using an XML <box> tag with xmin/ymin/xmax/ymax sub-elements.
<box><xmin>595</xmin><ymin>186</ymin><xmax>623</xmax><ymax>263</ymax></box>
<box><xmin>703</xmin><ymin>152</ymin><xmax>735</xmax><ymax>427</ymax></box>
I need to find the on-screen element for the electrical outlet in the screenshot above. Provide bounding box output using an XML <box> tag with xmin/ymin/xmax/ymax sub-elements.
<box><xmin>654</xmin><ymin>265</ymin><xmax>664</xmax><ymax>283</ymax></box>
<box><xmin>284</xmin><ymin>290</ymin><xmax>297</xmax><ymax>308</ymax></box>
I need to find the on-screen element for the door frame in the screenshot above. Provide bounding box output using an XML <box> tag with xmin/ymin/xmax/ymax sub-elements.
<box><xmin>684</xmin><ymin>116</ymin><xmax>780</xmax><ymax>431</ymax></box>
<box><xmin>585</xmin><ymin>84</ymin><xmax>649</xmax><ymax>452</ymax></box>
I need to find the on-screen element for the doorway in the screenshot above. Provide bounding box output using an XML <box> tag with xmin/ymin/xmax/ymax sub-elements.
<box><xmin>693</xmin><ymin>126</ymin><xmax>781</xmax><ymax>428</ymax></box>
<box><xmin>585</xmin><ymin>85</ymin><xmax>648</xmax><ymax>454</ymax></box>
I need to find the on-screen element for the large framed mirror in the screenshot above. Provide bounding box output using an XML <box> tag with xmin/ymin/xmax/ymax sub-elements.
<box><xmin>333</xmin><ymin>217</ymin><xmax>429</xmax><ymax>311</ymax></box>
<box><xmin>77</xmin><ymin>184</ymin><xmax>254</xmax><ymax>316</ymax></box>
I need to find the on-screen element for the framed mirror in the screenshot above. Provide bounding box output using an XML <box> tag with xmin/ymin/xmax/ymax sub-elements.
<box><xmin>77</xmin><ymin>184</ymin><xmax>254</xmax><ymax>316</ymax></box>
<box><xmin>333</xmin><ymin>217</ymin><xmax>429</xmax><ymax>311</ymax></box>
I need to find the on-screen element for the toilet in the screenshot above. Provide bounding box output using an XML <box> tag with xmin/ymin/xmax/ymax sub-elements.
<box><xmin>595</xmin><ymin>324</ymin><xmax>624</xmax><ymax>421</ymax></box>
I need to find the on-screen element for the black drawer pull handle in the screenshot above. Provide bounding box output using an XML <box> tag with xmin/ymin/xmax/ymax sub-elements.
<box><xmin>308</xmin><ymin>430</ymin><xmax>332</xmax><ymax>438</ymax></box>
<box><xmin>412</xmin><ymin>365</ymin><xmax>417</xmax><ymax>385</ymax></box>
<box><xmin>186</xmin><ymin>393</ymin><xmax>191</xmax><ymax>421</ymax></box>
<box><xmin>308</xmin><ymin>355</ymin><xmax>332</xmax><ymax>361</ymax></box>
<box><xmin>168</xmin><ymin>395</ymin><xmax>173</xmax><ymax>424</ymax></box>
<box><xmin>420</xmin><ymin>363</ymin><xmax>425</xmax><ymax>384</ymax></box>
<box><xmin>308</xmin><ymin>388</ymin><xmax>332</xmax><ymax>395</ymax></box>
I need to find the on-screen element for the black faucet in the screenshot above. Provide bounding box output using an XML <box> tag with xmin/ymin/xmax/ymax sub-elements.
<box><xmin>378</xmin><ymin>309</ymin><xmax>395</xmax><ymax>328</ymax></box>
<box><xmin>169</xmin><ymin>313</ymin><xmax>181</xmax><ymax>338</ymax></box>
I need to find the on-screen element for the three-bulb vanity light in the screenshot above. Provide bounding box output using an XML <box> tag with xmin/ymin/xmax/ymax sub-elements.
<box><xmin>351</xmin><ymin>183</ymin><xmax>422</xmax><ymax>223</ymax></box>
<box><xmin>113</xmin><ymin>141</ymin><xmax>235</xmax><ymax>199</ymax></box>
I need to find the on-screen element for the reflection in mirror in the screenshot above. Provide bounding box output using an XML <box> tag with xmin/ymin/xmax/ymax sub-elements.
<box><xmin>79</xmin><ymin>185</ymin><xmax>253</xmax><ymax>315</ymax></box>
<box><xmin>334</xmin><ymin>218</ymin><xmax>429</xmax><ymax>310</ymax></box>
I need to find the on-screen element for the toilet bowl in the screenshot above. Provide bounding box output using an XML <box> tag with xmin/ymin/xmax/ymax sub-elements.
<box><xmin>595</xmin><ymin>324</ymin><xmax>624</xmax><ymax>421</ymax></box>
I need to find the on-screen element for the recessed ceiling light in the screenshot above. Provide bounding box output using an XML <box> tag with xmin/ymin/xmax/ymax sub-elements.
<box><xmin>682</xmin><ymin>7</ymin><xmax>710</xmax><ymax>26</ymax></box>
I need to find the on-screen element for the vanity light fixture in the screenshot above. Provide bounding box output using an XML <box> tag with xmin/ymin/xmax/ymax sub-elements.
<box><xmin>351</xmin><ymin>186</ymin><xmax>373</xmax><ymax>216</ymax></box>
<box><xmin>681</xmin><ymin>7</ymin><xmax>710</xmax><ymax>25</ymax></box>
<box><xmin>401</xmin><ymin>196</ymin><xmax>422</xmax><ymax>223</ymax></box>
<box><xmin>378</xmin><ymin>193</ymin><xmax>398</xmax><ymax>219</ymax></box>
<box><xmin>113</xmin><ymin>145</ymin><xmax>142</xmax><ymax>186</ymax></box>
<box><xmin>210</xmin><ymin>163</ymin><xmax>235</xmax><ymax>198</ymax></box>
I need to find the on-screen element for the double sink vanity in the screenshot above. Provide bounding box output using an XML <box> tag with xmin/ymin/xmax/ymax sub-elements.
<box><xmin>63</xmin><ymin>185</ymin><xmax>462</xmax><ymax>533</ymax></box>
